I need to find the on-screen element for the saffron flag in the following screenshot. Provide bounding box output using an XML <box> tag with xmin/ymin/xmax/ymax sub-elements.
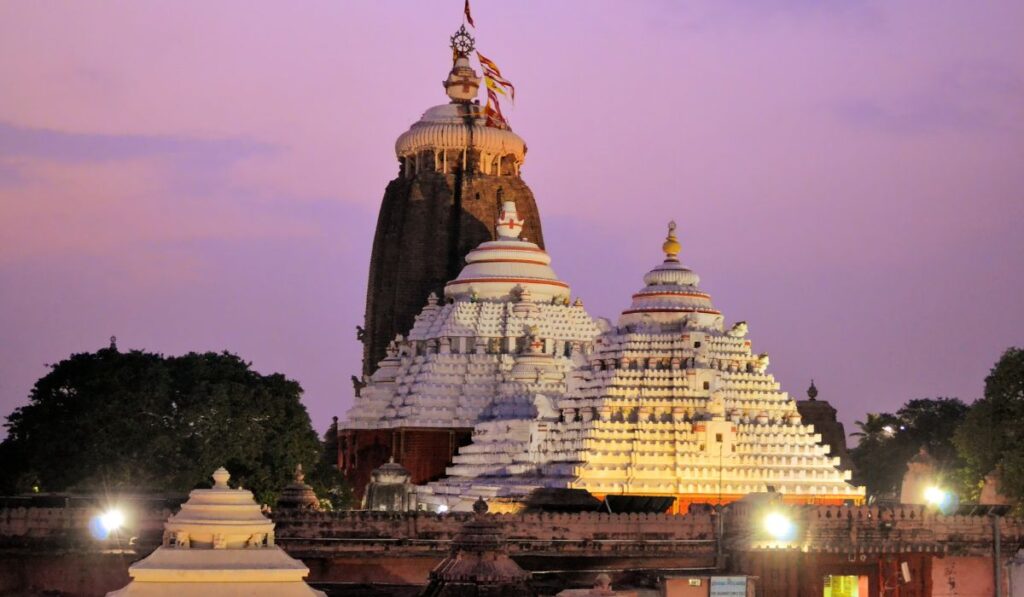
<box><xmin>464</xmin><ymin>0</ymin><xmax>475</xmax><ymax>28</ymax></box>
<box><xmin>477</xmin><ymin>52</ymin><xmax>516</xmax><ymax>101</ymax></box>
<box><xmin>483</xmin><ymin>89</ymin><xmax>507</xmax><ymax>128</ymax></box>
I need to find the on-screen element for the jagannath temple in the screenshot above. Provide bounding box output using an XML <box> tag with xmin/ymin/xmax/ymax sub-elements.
<box><xmin>340</xmin><ymin>19</ymin><xmax>864</xmax><ymax>513</ymax></box>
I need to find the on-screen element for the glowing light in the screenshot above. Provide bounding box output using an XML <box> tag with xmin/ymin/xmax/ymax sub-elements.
<box><xmin>882</xmin><ymin>425</ymin><xmax>895</xmax><ymax>437</ymax></box>
<box><xmin>924</xmin><ymin>486</ymin><xmax>948</xmax><ymax>507</ymax></box>
<box><xmin>89</xmin><ymin>508</ymin><xmax>125</xmax><ymax>540</ymax></box>
<box><xmin>437</xmin><ymin>504</ymin><xmax>449</xmax><ymax>514</ymax></box>
<box><xmin>923</xmin><ymin>485</ymin><xmax>958</xmax><ymax>513</ymax></box>
<box><xmin>100</xmin><ymin>509</ymin><xmax>125</xmax><ymax>532</ymax></box>
<box><xmin>763</xmin><ymin>511</ymin><xmax>795</xmax><ymax>541</ymax></box>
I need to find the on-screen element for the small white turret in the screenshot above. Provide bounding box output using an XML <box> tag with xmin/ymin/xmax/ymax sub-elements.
<box><xmin>496</xmin><ymin>201</ymin><xmax>525</xmax><ymax>239</ymax></box>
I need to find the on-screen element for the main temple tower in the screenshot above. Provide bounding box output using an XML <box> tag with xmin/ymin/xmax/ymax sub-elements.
<box><xmin>361</xmin><ymin>26</ymin><xmax>544</xmax><ymax>376</ymax></box>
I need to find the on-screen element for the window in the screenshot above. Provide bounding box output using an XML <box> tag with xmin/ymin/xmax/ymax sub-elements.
<box><xmin>694</xmin><ymin>341</ymin><xmax>701</xmax><ymax>348</ymax></box>
<box><xmin>715</xmin><ymin>433</ymin><xmax>723</xmax><ymax>443</ymax></box>
<box><xmin>703</xmin><ymin>381</ymin><xmax>710</xmax><ymax>390</ymax></box>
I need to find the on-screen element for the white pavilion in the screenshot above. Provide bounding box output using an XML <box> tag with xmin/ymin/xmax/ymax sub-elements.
<box><xmin>106</xmin><ymin>467</ymin><xmax>324</xmax><ymax>596</ymax></box>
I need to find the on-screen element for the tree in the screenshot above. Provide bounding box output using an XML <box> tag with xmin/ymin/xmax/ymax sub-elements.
<box><xmin>0</xmin><ymin>344</ymin><xmax>321</xmax><ymax>505</ymax></box>
<box><xmin>955</xmin><ymin>347</ymin><xmax>1024</xmax><ymax>504</ymax></box>
<box><xmin>850</xmin><ymin>398</ymin><xmax>968</xmax><ymax>499</ymax></box>
<box><xmin>306</xmin><ymin>417</ymin><xmax>355</xmax><ymax>510</ymax></box>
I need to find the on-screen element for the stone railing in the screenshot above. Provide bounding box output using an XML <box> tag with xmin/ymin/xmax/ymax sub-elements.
<box><xmin>0</xmin><ymin>495</ymin><xmax>180</xmax><ymax>549</ymax></box>
<box><xmin>723</xmin><ymin>502</ymin><xmax>1023</xmax><ymax>556</ymax></box>
<box><xmin>271</xmin><ymin>510</ymin><xmax>718</xmax><ymax>558</ymax></box>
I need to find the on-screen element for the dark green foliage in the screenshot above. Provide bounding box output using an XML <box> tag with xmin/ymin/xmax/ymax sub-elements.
<box><xmin>850</xmin><ymin>398</ymin><xmax>968</xmax><ymax>499</ymax></box>
<box><xmin>306</xmin><ymin>418</ymin><xmax>355</xmax><ymax>510</ymax></box>
<box><xmin>954</xmin><ymin>347</ymin><xmax>1024</xmax><ymax>504</ymax></box>
<box><xmin>0</xmin><ymin>346</ymin><xmax>321</xmax><ymax>505</ymax></box>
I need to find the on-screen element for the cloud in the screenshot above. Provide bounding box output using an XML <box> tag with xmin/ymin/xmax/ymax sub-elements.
<box><xmin>0</xmin><ymin>124</ymin><xmax>315</xmax><ymax>270</ymax></box>
<box><xmin>0</xmin><ymin>121</ymin><xmax>273</xmax><ymax>164</ymax></box>
<box><xmin>833</xmin><ymin>63</ymin><xmax>1024</xmax><ymax>135</ymax></box>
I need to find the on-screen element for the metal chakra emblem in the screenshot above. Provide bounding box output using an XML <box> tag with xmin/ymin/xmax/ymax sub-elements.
<box><xmin>450</xmin><ymin>24</ymin><xmax>475</xmax><ymax>55</ymax></box>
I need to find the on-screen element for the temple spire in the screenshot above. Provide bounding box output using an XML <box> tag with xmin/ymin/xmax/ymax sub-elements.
<box><xmin>662</xmin><ymin>220</ymin><xmax>681</xmax><ymax>262</ymax></box>
<box><xmin>495</xmin><ymin>201</ymin><xmax>525</xmax><ymax>239</ymax></box>
<box><xmin>444</xmin><ymin>26</ymin><xmax>480</xmax><ymax>103</ymax></box>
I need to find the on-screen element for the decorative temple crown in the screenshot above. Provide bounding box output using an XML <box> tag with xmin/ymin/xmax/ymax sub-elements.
<box><xmin>450</xmin><ymin>24</ymin><xmax>475</xmax><ymax>56</ymax></box>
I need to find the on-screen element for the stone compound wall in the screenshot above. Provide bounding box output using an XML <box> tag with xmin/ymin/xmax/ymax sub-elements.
<box><xmin>0</xmin><ymin>498</ymin><xmax>175</xmax><ymax>597</ymax></box>
<box><xmin>724</xmin><ymin>502</ymin><xmax>1024</xmax><ymax>555</ymax></box>
<box><xmin>273</xmin><ymin>509</ymin><xmax>718</xmax><ymax>555</ymax></box>
<box><xmin>2</xmin><ymin>501</ymin><xmax>1023</xmax><ymax>595</ymax></box>
<box><xmin>0</xmin><ymin>499</ymin><xmax>174</xmax><ymax>548</ymax></box>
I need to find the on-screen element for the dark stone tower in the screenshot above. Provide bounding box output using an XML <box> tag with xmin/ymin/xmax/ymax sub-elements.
<box><xmin>796</xmin><ymin>380</ymin><xmax>852</xmax><ymax>470</ymax></box>
<box><xmin>361</xmin><ymin>29</ymin><xmax>543</xmax><ymax>377</ymax></box>
<box><xmin>341</xmin><ymin>28</ymin><xmax>545</xmax><ymax>498</ymax></box>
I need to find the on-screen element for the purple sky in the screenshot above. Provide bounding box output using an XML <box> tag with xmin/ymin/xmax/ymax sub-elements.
<box><xmin>1</xmin><ymin>1</ymin><xmax>1022</xmax><ymax>441</ymax></box>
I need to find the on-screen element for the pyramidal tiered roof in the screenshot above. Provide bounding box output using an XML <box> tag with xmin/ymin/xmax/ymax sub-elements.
<box><xmin>418</xmin><ymin>223</ymin><xmax>864</xmax><ymax>511</ymax></box>
<box><xmin>107</xmin><ymin>468</ymin><xmax>323</xmax><ymax>596</ymax></box>
<box><xmin>345</xmin><ymin>201</ymin><xmax>600</xmax><ymax>430</ymax></box>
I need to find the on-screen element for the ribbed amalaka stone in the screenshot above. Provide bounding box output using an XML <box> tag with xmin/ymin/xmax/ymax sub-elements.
<box><xmin>363</xmin><ymin>170</ymin><xmax>543</xmax><ymax>376</ymax></box>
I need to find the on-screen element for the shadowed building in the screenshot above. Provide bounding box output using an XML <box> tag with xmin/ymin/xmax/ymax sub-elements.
<box><xmin>795</xmin><ymin>380</ymin><xmax>852</xmax><ymax>471</ymax></box>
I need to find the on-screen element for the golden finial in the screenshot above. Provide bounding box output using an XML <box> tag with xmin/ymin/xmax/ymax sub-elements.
<box><xmin>662</xmin><ymin>220</ymin><xmax>681</xmax><ymax>261</ymax></box>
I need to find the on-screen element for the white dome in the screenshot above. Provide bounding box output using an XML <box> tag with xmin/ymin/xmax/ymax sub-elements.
<box><xmin>619</xmin><ymin>223</ymin><xmax>721</xmax><ymax>327</ymax></box>
<box><xmin>444</xmin><ymin>202</ymin><xmax>569</xmax><ymax>302</ymax></box>
<box><xmin>395</xmin><ymin>103</ymin><xmax>526</xmax><ymax>162</ymax></box>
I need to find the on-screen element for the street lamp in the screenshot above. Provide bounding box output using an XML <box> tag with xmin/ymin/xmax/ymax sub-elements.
<box><xmin>923</xmin><ymin>486</ymin><xmax>957</xmax><ymax>514</ymax></box>
<box><xmin>89</xmin><ymin>507</ymin><xmax>126</xmax><ymax>540</ymax></box>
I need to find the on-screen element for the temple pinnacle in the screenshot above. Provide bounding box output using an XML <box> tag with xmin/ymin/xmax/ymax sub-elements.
<box><xmin>662</xmin><ymin>220</ymin><xmax>681</xmax><ymax>261</ymax></box>
<box><xmin>443</xmin><ymin>27</ymin><xmax>481</xmax><ymax>103</ymax></box>
<box><xmin>807</xmin><ymin>379</ymin><xmax>818</xmax><ymax>400</ymax></box>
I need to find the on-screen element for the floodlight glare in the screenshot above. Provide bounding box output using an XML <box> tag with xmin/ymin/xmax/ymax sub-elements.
<box><xmin>89</xmin><ymin>507</ymin><xmax>126</xmax><ymax>540</ymax></box>
<box><xmin>100</xmin><ymin>509</ymin><xmax>125</xmax><ymax>533</ymax></box>
<box><xmin>763</xmin><ymin>511</ymin><xmax>795</xmax><ymax>541</ymax></box>
<box><xmin>924</xmin><ymin>486</ymin><xmax>947</xmax><ymax>507</ymax></box>
<box><xmin>437</xmin><ymin>504</ymin><xmax>449</xmax><ymax>514</ymax></box>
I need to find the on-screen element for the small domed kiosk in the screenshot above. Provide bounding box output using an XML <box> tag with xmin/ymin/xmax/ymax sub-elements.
<box><xmin>362</xmin><ymin>457</ymin><xmax>417</xmax><ymax>512</ymax></box>
<box><xmin>106</xmin><ymin>467</ymin><xmax>324</xmax><ymax>596</ymax></box>
<box><xmin>277</xmin><ymin>464</ymin><xmax>321</xmax><ymax>512</ymax></box>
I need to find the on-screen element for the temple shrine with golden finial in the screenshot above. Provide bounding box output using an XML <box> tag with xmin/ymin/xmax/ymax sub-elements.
<box><xmin>416</xmin><ymin>223</ymin><xmax>863</xmax><ymax>512</ymax></box>
<box><xmin>341</xmin><ymin>13</ymin><xmax>863</xmax><ymax>514</ymax></box>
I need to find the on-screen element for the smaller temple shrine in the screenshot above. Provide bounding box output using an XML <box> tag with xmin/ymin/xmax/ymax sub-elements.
<box><xmin>342</xmin><ymin>201</ymin><xmax>598</xmax><ymax>496</ymax></box>
<box><xmin>276</xmin><ymin>464</ymin><xmax>321</xmax><ymax>512</ymax></box>
<box><xmin>420</xmin><ymin>498</ymin><xmax>534</xmax><ymax>596</ymax></box>
<box><xmin>419</xmin><ymin>223</ymin><xmax>864</xmax><ymax>512</ymax></box>
<box><xmin>106</xmin><ymin>467</ymin><xmax>324</xmax><ymax>596</ymax></box>
<box><xmin>362</xmin><ymin>457</ymin><xmax>418</xmax><ymax>511</ymax></box>
<box><xmin>795</xmin><ymin>380</ymin><xmax>852</xmax><ymax>470</ymax></box>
